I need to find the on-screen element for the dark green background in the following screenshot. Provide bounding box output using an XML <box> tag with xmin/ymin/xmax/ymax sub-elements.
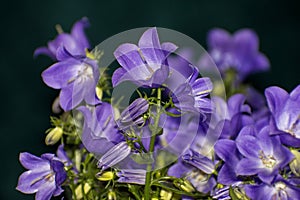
<box><xmin>1</xmin><ymin>0</ymin><xmax>299</xmax><ymax>199</ymax></box>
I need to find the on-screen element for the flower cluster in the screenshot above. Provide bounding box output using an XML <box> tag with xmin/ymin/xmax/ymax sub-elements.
<box><xmin>17</xmin><ymin>18</ymin><xmax>300</xmax><ymax>200</ymax></box>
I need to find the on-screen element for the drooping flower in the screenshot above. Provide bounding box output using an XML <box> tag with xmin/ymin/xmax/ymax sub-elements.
<box><xmin>244</xmin><ymin>176</ymin><xmax>300</xmax><ymax>200</ymax></box>
<box><xmin>42</xmin><ymin>47</ymin><xmax>100</xmax><ymax>111</ymax></box>
<box><xmin>116</xmin><ymin>169</ymin><xmax>146</xmax><ymax>185</ymax></box>
<box><xmin>235</xmin><ymin>125</ymin><xmax>294</xmax><ymax>184</ymax></box>
<box><xmin>112</xmin><ymin>27</ymin><xmax>177</xmax><ymax>87</ymax></box>
<box><xmin>97</xmin><ymin>142</ymin><xmax>131</xmax><ymax>172</ymax></box>
<box><xmin>200</xmin><ymin>28</ymin><xmax>269</xmax><ymax>80</ymax></box>
<box><xmin>77</xmin><ymin>103</ymin><xmax>123</xmax><ymax>155</ymax></box>
<box><xmin>34</xmin><ymin>17</ymin><xmax>90</xmax><ymax>60</ymax></box>
<box><xmin>265</xmin><ymin>85</ymin><xmax>300</xmax><ymax>147</ymax></box>
<box><xmin>116</xmin><ymin>98</ymin><xmax>149</xmax><ymax>130</ymax></box>
<box><xmin>16</xmin><ymin>152</ymin><xmax>67</xmax><ymax>200</ymax></box>
<box><xmin>168</xmin><ymin>159</ymin><xmax>216</xmax><ymax>194</ymax></box>
<box><xmin>171</xmin><ymin>66</ymin><xmax>214</xmax><ymax>115</ymax></box>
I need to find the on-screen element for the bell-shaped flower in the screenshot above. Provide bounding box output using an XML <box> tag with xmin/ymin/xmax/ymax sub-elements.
<box><xmin>201</xmin><ymin>28</ymin><xmax>269</xmax><ymax>80</ymax></box>
<box><xmin>34</xmin><ymin>17</ymin><xmax>90</xmax><ymax>60</ymax></box>
<box><xmin>244</xmin><ymin>176</ymin><xmax>300</xmax><ymax>200</ymax></box>
<box><xmin>265</xmin><ymin>85</ymin><xmax>300</xmax><ymax>147</ymax></box>
<box><xmin>42</xmin><ymin>47</ymin><xmax>101</xmax><ymax>111</ymax></box>
<box><xmin>77</xmin><ymin>103</ymin><xmax>123</xmax><ymax>156</ymax></box>
<box><xmin>116</xmin><ymin>98</ymin><xmax>149</xmax><ymax>130</ymax></box>
<box><xmin>16</xmin><ymin>152</ymin><xmax>67</xmax><ymax>200</ymax></box>
<box><xmin>112</xmin><ymin>27</ymin><xmax>177</xmax><ymax>87</ymax></box>
<box><xmin>116</xmin><ymin>169</ymin><xmax>146</xmax><ymax>185</ymax></box>
<box><xmin>235</xmin><ymin>126</ymin><xmax>294</xmax><ymax>184</ymax></box>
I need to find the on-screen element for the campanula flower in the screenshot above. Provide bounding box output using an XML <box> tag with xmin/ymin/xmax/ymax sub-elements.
<box><xmin>16</xmin><ymin>152</ymin><xmax>66</xmax><ymax>200</ymax></box>
<box><xmin>265</xmin><ymin>85</ymin><xmax>300</xmax><ymax>147</ymax></box>
<box><xmin>171</xmin><ymin>66</ymin><xmax>213</xmax><ymax>115</ymax></box>
<box><xmin>205</xmin><ymin>28</ymin><xmax>269</xmax><ymax>79</ymax></box>
<box><xmin>34</xmin><ymin>17</ymin><xmax>90</xmax><ymax>60</ymax></box>
<box><xmin>77</xmin><ymin>103</ymin><xmax>123</xmax><ymax>156</ymax></box>
<box><xmin>235</xmin><ymin>126</ymin><xmax>294</xmax><ymax>184</ymax></box>
<box><xmin>244</xmin><ymin>176</ymin><xmax>300</xmax><ymax>200</ymax></box>
<box><xmin>116</xmin><ymin>169</ymin><xmax>146</xmax><ymax>185</ymax></box>
<box><xmin>97</xmin><ymin>142</ymin><xmax>131</xmax><ymax>172</ymax></box>
<box><xmin>42</xmin><ymin>47</ymin><xmax>101</xmax><ymax>111</ymax></box>
<box><xmin>116</xmin><ymin>98</ymin><xmax>149</xmax><ymax>130</ymax></box>
<box><xmin>112</xmin><ymin>27</ymin><xmax>177</xmax><ymax>87</ymax></box>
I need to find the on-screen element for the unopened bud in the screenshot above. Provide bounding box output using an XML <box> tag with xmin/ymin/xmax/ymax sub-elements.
<box><xmin>108</xmin><ymin>189</ymin><xmax>117</xmax><ymax>200</ymax></box>
<box><xmin>290</xmin><ymin>149</ymin><xmax>300</xmax><ymax>176</ymax></box>
<box><xmin>96</xmin><ymin>171</ymin><xmax>114</xmax><ymax>181</ymax></box>
<box><xmin>160</xmin><ymin>189</ymin><xmax>172</xmax><ymax>200</ymax></box>
<box><xmin>45</xmin><ymin>127</ymin><xmax>63</xmax><ymax>145</ymax></box>
<box><xmin>75</xmin><ymin>183</ymin><xmax>91</xmax><ymax>199</ymax></box>
<box><xmin>96</xmin><ymin>86</ymin><xmax>103</xmax><ymax>100</ymax></box>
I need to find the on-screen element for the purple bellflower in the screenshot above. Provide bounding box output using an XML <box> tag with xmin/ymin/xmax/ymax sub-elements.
<box><xmin>201</xmin><ymin>28</ymin><xmax>269</xmax><ymax>80</ymax></box>
<box><xmin>34</xmin><ymin>17</ymin><xmax>90</xmax><ymax>60</ymax></box>
<box><xmin>172</xmin><ymin>66</ymin><xmax>214</xmax><ymax>115</ymax></box>
<box><xmin>97</xmin><ymin>141</ymin><xmax>131</xmax><ymax>172</ymax></box>
<box><xmin>16</xmin><ymin>152</ymin><xmax>67</xmax><ymax>200</ymax></box>
<box><xmin>77</xmin><ymin>103</ymin><xmax>123</xmax><ymax>156</ymax></box>
<box><xmin>116</xmin><ymin>98</ymin><xmax>149</xmax><ymax>130</ymax></box>
<box><xmin>245</xmin><ymin>175</ymin><xmax>300</xmax><ymax>200</ymax></box>
<box><xmin>42</xmin><ymin>47</ymin><xmax>101</xmax><ymax>111</ymax></box>
<box><xmin>116</xmin><ymin>169</ymin><xmax>146</xmax><ymax>185</ymax></box>
<box><xmin>235</xmin><ymin>125</ymin><xmax>294</xmax><ymax>184</ymax></box>
<box><xmin>265</xmin><ymin>85</ymin><xmax>300</xmax><ymax>147</ymax></box>
<box><xmin>112</xmin><ymin>27</ymin><xmax>177</xmax><ymax>87</ymax></box>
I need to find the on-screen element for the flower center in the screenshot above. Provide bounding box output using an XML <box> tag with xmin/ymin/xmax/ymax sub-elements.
<box><xmin>68</xmin><ymin>64</ymin><xmax>93</xmax><ymax>84</ymax></box>
<box><xmin>284</xmin><ymin>114</ymin><xmax>300</xmax><ymax>137</ymax></box>
<box><xmin>259</xmin><ymin>150</ymin><xmax>277</xmax><ymax>168</ymax></box>
<box><xmin>274</xmin><ymin>182</ymin><xmax>288</xmax><ymax>199</ymax></box>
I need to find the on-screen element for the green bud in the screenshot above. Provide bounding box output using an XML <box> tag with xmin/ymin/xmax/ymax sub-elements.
<box><xmin>108</xmin><ymin>189</ymin><xmax>117</xmax><ymax>200</ymax></box>
<box><xmin>96</xmin><ymin>86</ymin><xmax>103</xmax><ymax>100</ymax></box>
<box><xmin>96</xmin><ymin>171</ymin><xmax>114</xmax><ymax>181</ymax></box>
<box><xmin>45</xmin><ymin>127</ymin><xmax>63</xmax><ymax>145</ymax></box>
<box><xmin>160</xmin><ymin>189</ymin><xmax>172</xmax><ymax>200</ymax></box>
<box><xmin>75</xmin><ymin>183</ymin><xmax>91</xmax><ymax>199</ymax></box>
<box><xmin>174</xmin><ymin>179</ymin><xmax>195</xmax><ymax>193</ymax></box>
<box><xmin>290</xmin><ymin>149</ymin><xmax>300</xmax><ymax>176</ymax></box>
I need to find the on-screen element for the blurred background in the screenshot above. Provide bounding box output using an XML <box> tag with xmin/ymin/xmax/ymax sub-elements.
<box><xmin>1</xmin><ymin>0</ymin><xmax>299</xmax><ymax>199</ymax></box>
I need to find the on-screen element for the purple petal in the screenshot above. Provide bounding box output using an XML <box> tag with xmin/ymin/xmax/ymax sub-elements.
<box><xmin>55</xmin><ymin>45</ymin><xmax>74</xmax><ymax>61</ymax></box>
<box><xmin>41</xmin><ymin>59</ymin><xmax>82</xmax><ymax>89</ymax></box>
<box><xmin>161</xmin><ymin>42</ymin><xmax>178</xmax><ymax>54</ymax></box>
<box><xmin>35</xmin><ymin>182</ymin><xmax>56</xmax><ymax>200</ymax></box>
<box><xmin>207</xmin><ymin>28</ymin><xmax>231</xmax><ymax>50</ymax></box>
<box><xmin>34</xmin><ymin>47</ymin><xmax>55</xmax><ymax>59</ymax></box>
<box><xmin>214</xmin><ymin>139</ymin><xmax>237</xmax><ymax>163</ymax></box>
<box><xmin>233</xmin><ymin>29</ymin><xmax>259</xmax><ymax>52</ymax></box>
<box><xmin>265</xmin><ymin>86</ymin><xmax>289</xmax><ymax>114</ymax></box>
<box><xmin>290</xmin><ymin>85</ymin><xmax>300</xmax><ymax>101</ymax></box>
<box><xmin>113</xmin><ymin>43</ymin><xmax>144</xmax><ymax>71</ymax></box>
<box><xmin>71</xmin><ymin>17</ymin><xmax>90</xmax><ymax>49</ymax></box>
<box><xmin>236</xmin><ymin>134</ymin><xmax>260</xmax><ymax>158</ymax></box>
<box><xmin>112</xmin><ymin>67</ymin><xmax>127</xmax><ymax>87</ymax></box>
<box><xmin>138</xmin><ymin>27</ymin><xmax>161</xmax><ymax>49</ymax></box>
<box><xmin>167</xmin><ymin>161</ymin><xmax>190</xmax><ymax>178</ymax></box>
<box><xmin>19</xmin><ymin>152</ymin><xmax>49</xmax><ymax>170</ymax></box>
<box><xmin>16</xmin><ymin>170</ymin><xmax>50</xmax><ymax>194</ymax></box>
<box><xmin>97</xmin><ymin>142</ymin><xmax>131</xmax><ymax>171</ymax></box>
<box><xmin>236</xmin><ymin>158</ymin><xmax>261</xmax><ymax>176</ymax></box>
<box><xmin>218</xmin><ymin>164</ymin><xmax>238</xmax><ymax>185</ymax></box>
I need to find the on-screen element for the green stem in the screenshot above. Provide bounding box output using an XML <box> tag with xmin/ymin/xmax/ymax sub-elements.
<box><xmin>144</xmin><ymin>88</ymin><xmax>162</xmax><ymax>200</ymax></box>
